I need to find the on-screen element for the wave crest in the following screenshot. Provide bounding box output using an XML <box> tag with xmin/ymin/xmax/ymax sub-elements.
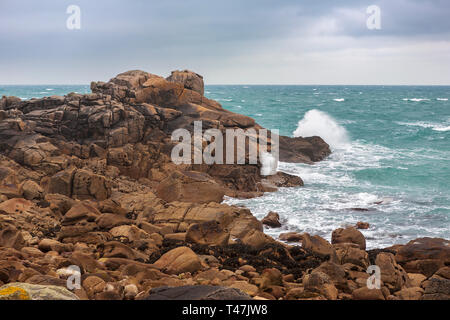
<box><xmin>293</xmin><ymin>109</ymin><xmax>349</xmax><ymax>149</ymax></box>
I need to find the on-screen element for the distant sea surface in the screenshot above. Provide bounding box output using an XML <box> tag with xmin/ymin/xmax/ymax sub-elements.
<box><xmin>2</xmin><ymin>84</ymin><xmax>449</xmax><ymax>248</ymax></box>
<box><xmin>0</xmin><ymin>85</ymin><xmax>91</xmax><ymax>100</ymax></box>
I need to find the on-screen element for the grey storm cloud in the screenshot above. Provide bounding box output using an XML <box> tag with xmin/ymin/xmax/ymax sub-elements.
<box><xmin>0</xmin><ymin>0</ymin><xmax>450</xmax><ymax>84</ymax></box>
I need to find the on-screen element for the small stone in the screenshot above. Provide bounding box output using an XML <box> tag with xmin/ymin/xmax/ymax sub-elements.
<box><xmin>355</xmin><ymin>221</ymin><xmax>370</xmax><ymax>229</ymax></box>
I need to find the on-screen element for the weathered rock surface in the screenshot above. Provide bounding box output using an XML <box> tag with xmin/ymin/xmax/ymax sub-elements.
<box><xmin>186</xmin><ymin>221</ymin><xmax>230</xmax><ymax>246</ymax></box>
<box><xmin>395</xmin><ymin>238</ymin><xmax>450</xmax><ymax>277</ymax></box>
<box><xmin>0</xmin><ymin>282</ymin><xmax>79</xmax><ymax>300</ymax></box>
<box><xmin>331</xmin><ymin>227</ymin><xmax>366</xmax><ymax>250</ymax></box>
<box><xmin>261</xmin><ymin>211</ymin><xmax>281</xmax><ymax>228</ymax></box>
<box><xmin>153</xmin><ymin>246</ymin><xmax>203</xmax><ymax>274</ymax></box>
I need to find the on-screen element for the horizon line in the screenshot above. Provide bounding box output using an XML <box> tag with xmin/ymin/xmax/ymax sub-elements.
<box><xmin>2</xmin><ymin>83</ymin><xmax>450</xmax><ymax>87</ymax></box>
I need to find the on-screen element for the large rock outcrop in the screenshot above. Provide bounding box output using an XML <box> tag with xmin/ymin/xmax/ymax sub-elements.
<box><xmin>11</xmin><ymin>70</ymin><xmax>442</xmax><ymax>301</ymax></box>
<box><xmin>1</xmin><ymin>69</ymin><xmax>330</xmax><ymax>200</ymax></box>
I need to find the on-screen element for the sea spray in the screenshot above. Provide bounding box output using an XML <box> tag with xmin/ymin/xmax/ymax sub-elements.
<box><xmin>293</xmin><ymin>109</ymin><xmax>350</xmax><ymax>150</ymax></box>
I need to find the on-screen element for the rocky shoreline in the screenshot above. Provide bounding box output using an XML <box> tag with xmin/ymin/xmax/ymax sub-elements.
<box><xmin>0</xmin><ymin>70</ymin><xmax>448</xmax><ymax>300</ymax></box>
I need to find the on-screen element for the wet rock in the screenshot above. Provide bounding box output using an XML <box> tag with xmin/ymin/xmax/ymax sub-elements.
<box><xmin>279</xmin><ymin>232</ymin><xmax>303</xmax><ymax>242</ymax></box>
<box><xmin>261</xmin><ymin>211</ymin><xmax>281</xmax><ymax>228</ymax></box>
<box><xmin>355</xmin><ymin>221</ymin><xmax>370</xmax><ymax>229</ymax></box>
<box><xmin>278</xmin><ymin>135</ymin><xmax>331</xmax><ymax>163</ymax></box>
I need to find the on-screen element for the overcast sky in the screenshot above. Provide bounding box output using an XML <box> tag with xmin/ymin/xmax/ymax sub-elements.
<box><xmin>1</xmin><ymin>0</ymin><xmax>450</xmax><ymax>85</ymax></box>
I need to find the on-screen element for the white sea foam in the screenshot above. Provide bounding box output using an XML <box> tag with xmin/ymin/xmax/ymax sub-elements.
<box><xmin>224</xmin><ymin>135</ymin><xmax>448</xmax><ymax>249</ymax></box>
<box><xmin>437</xmin><ymin>98</ymin><xmax>448</xmax><ymax>101</ymax></box>
<box><xmin>402</xmin><ymin>98</ymin><xmax>430</xmax><ymax>102</ymax></box>
<box><xmin>333</xmin><ymin>98</ymin><xmax>345</xmax><ymax>102</ymax></box>
<box><xmin>293</xmin><ymin>109</ymin><xmax>350</xmax><ymax>150</ymax></box>
<box><xmin>397</xmin><ymin>121</ymin><xmax>450</xmax><ymax>132</ymax></box>
<box><xmin>434</xmin><ymin>126</ymin><xmax>450</xmax><ymax>132</ymax></box>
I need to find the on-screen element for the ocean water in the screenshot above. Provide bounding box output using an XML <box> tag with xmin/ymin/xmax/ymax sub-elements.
<box><xmin>2</xmin><ymin>85</ymin><xmax>449</xmax><ymax>249</ymax></box>
<box><xmin>206</xmin><ymin>85</ymin><xmax>450</xmax><ymax>249</ymax></box>
<box><xmin>0</xmin><ymin>85</ymin><xmax>91</xmax><ymax>100</ymax></box>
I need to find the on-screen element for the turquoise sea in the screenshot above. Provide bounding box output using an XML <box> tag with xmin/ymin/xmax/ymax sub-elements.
<box><xmin>1</xmin><ymin>84</ymin><xmax>449</xmax><ymax>248</ymax></box>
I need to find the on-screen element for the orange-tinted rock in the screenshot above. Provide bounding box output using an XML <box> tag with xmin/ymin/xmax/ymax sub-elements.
<box><xmin>153</xmin><ymin>247</ymin><xmax>202</xmax><ymax>275</ymax></box>
<box><xmin>355</xmin><ymin>221</ymin><xmax>370</xmax><ymax>229</ymax></box>
<box><xmin>331</xmin><ymin>227</ymin><xmax>366</xmax><ymax>250</ymax></box>
<box><xmin>395</xmin><ymin>238</ymin><xmax>450</xmax><ymax>277</ymax></box>
<box><xmin>186</xmin><ymin>221</ymin><xmax>230</xmax><ymax>246</ymax></box>
<box><xmin>279</xmin><ymin>232</ymin><xmax>303</xmax><ymax>242</ymax></box>
<box><xmin>261</xmin><ymin>211</ymin><xmax>281</xmax><ymax>228</ymax></box>
<box><xmin>156</xmin><ymin>171</ymin><xmax>225</xmax><ymax>204</ymax></box>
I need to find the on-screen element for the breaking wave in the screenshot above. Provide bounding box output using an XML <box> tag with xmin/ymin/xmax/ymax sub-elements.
<box><xmin>293</xmin><ymin>109</ymin><xmax>350</xmax><ymax>150</ymax></box>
